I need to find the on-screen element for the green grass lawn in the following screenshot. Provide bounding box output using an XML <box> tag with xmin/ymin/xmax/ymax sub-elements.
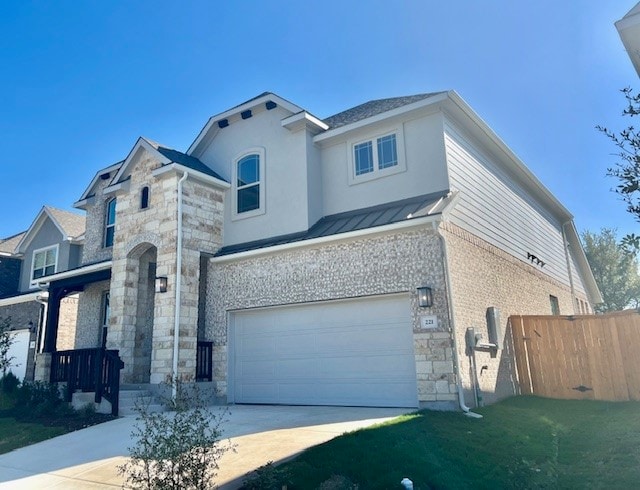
<box><xmin>0</xmin><ymin>386</ymin><xmax>115</xmax><ymax>455</ymax></box>
<box><xmin>265</xmin><ymin>396</ymin><xmax>640</xmax><ymax>489</ymax></box>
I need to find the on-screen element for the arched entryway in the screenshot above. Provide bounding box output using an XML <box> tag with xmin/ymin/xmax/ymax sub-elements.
<box><xmin>125</xmin><ymin>243</ymin><xmax>157</xmax><ymax>384</ymax></box>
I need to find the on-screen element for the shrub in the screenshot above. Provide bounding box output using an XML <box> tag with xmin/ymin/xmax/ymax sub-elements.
<box><xmin>1</xmin><ymin>372</ymin><xmax>20</xmax><ymax>393</ymax></box>
<box><xmin>242</xmin><ymin>461</ymin><xmax>293</xmax><ymax>490</ymax></box>
<box><xmin>118</xmin><ymin>376</ymin><xmax>233</xmax><ymax>489</ymax></box>
<box><xmin>15</xmin><ymin>381</ymin><xmax>72</xmax><ymax>417</ymax></box>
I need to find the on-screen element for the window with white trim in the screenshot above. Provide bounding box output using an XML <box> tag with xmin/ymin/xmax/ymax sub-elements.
<box><xmin>104</xmin><ymin>198</ymin><xmax>116</xmax><ymax>248</ymax></box>
<box><xmin>232</xmin><ymin>148</ymin><xmax>266</xmax><ymax>219</ymax></box>
<box><xmin>31</xmin><ymin>245</ymin><xmax>58</xmax><ymax>283</ymax></box>
<box><xmin>348</xmin><ymin>129</ymin><xmax>406</xmax><ymax>185</ymax></box>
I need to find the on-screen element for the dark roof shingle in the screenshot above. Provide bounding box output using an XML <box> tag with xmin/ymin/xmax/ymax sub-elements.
<box><xmin>323</xmin><ymin>92</ymin><xmax>445</xmax><ymax>129</ymax></box>
<box><xmin>145</xmin><ymin>139</ymin><xmax>228</xmax><ymax>182</ymax></box>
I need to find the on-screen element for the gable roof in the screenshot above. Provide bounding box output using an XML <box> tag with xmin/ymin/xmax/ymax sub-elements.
<box><xmin>0</xmin><ymin>231</ymin><xmax>26</xmax><ymax>256</ymax></box>
<box><xmin>46</xmin><ymin>207</ymin><xmax>86</xmax><ymax>239</ymax></box>
<box><xmin>216</xmin><ymin>191</ymin><xmax>452</xmax><ymax>256</ymax></box>
<box><xmin>187</xmin><ymin>92</ymin><xmax>308</xmax><ymax>156</ymax></box>
<box><xmin>75</xmin><ymin>161</ymin><xmax>124</xmax><ymax>207</ymax></box>
<box><xmin>323</xmin><ymin>92</ymin><xmax>446</xmax><ymax>129</ymax></box>
<box><xmin>108</xmin><ymin>137</ymin><xmax>227</xmax><ymax>190</ymax></box>
<box><xmin>16</xmin><ymin>206</ymin><xmax>85</xmax><ymax>253</ymax></box>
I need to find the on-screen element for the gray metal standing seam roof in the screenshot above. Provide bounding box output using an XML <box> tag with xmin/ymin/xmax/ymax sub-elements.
<box><xmin>322</xmin><ymin>92</ymin><xmax>446</xmax><ymax>129</ymax></box>
<box><xmin>216</xmin><ymin>191</ymin><xmax>450</xmax><ymax>256</ymax></box>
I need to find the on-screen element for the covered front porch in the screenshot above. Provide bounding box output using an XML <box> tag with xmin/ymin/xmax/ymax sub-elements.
<box><xmin>34</xmin><ymin>257</ymin><xmax>213</xmax><ymax>415</ymax></box>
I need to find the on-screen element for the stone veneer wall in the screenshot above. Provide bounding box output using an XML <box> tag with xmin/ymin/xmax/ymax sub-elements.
<box><xmin>207</xmin><ymin>227</ymin><xmax>458</xmax><ymax>407</ymax></box>
<box><xmin>75</xmin><ymin>281</ymin><xmax>110</xmax><ymax>348</ymax></box>
<box><xmin>441</xmin><ymin>222</ymin><xmax>585</xmax><ymax>405</ymax></box>
<box><xmin>82</xmin><ymin>175</ymin><xmax>115</xmax><ymax>265</ymax></box>
<box><xmin>106</xmin><ymin>150</ymin><xmax>225</xmax><ymax>384</ymax></box>
<box><xmin>56</xmin><ymin>295</ymin><xmax>79</xmax><ymax>350</ymax></box>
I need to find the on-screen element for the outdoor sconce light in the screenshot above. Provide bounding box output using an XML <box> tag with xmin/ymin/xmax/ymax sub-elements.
<box><xmin>28</xmin><ymin>321</ymin><xmax>35</xmax><ymax>333</ymax></box>
<box><xmin>417</xmin><ymin>286</ymin><xmax>434</xmax><ymax>308</ymax></box>
<box><xmin>155</xmin><ymin>276</ymin><xmax>168</xmax><ymax>293</ymax></box>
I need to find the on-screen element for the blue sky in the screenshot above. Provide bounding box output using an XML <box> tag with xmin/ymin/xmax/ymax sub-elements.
<box><xmin>0</xmin><ymin>1</ymin><xmax>637</xmax><ymax>240</ymax></box>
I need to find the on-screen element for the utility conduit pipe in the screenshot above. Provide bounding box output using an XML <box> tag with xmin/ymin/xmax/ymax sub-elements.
<box><xmin>173</xmin><ymin>171</ymin><xmax>189</xmax><ymax>400</ymax></box>
<box><xmin>433</xmin><ymin>220</ymin><xmax>482</xmax><ymax>419</ymax></box>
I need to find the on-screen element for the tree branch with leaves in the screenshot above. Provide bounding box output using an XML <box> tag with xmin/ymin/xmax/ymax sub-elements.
<box><xmin>597</xmin><ymin>87</ymin><xmax>640</xmax><ymax>251</ymax></box>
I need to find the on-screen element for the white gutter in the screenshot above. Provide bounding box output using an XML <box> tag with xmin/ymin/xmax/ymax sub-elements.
<box><xmin>433</xmin><ymin>220</ymin><xmax>482</xmax><ymax>418</ymax></box>
<box><xmin>212</xmin><ymin>214</ymin><xmax>441</xmax><ymax>264</ymax></box>
<box><xmin>35</xmin><ymin>293</ymin><xmax>49</xmax><ymax>354</ymax></box>
<box><xmin>173</xmin><ymin>171</ymin><xmax>189</xmax><ymax>399</ymax></box>
<box><xmin>35</xmin><ymin>260</ymin><xmax>112</xmax><ymax>287</ymax></box>
<box><xmin>0</xmin><ymin>291</ymin><xmax>43</xmax><ymax>307</ymax></box>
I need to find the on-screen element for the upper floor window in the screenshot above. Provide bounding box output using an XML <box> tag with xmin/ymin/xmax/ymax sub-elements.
<box><xmin>348</xmin><ymin>129</ymin><xmax>406</xmax><ymax>185</ymax></box>
<box><xmin>354</xmin><ymin>134</ymin><xmax>398</xmax><ymax>176</ymax></box>
<box><xmin>141</xmin><ymin>186</ymin><xmax>150</xmax><ymax>209</ymax></box>
<box><xmin>31</xmin><ymin>245</ymin><xmax>58</xmax><ymax>283</ymax></box>
<box><xmin>104</xmin><ymin>198</ymin><xmax>116</xmax><ymax>248</ymax></box>
<box><xmin>233</xmin><ymin>148</ymin><xmax>266</xmax><ymax>219</ymax></box>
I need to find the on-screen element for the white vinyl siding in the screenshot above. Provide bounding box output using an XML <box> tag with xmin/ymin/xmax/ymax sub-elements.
<box><xmin>444</xmin><ymin>120</ymin><xmax>586</xmax><ymax>295</ymax></box>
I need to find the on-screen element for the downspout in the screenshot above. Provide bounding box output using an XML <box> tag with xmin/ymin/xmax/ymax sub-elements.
<box><xmin>35</xmin><ymin>290</ymin><xmax>48</xmax><ymax>354</ymax></box>
<box><xmin>432</xmin><ymin>220</ymin><xmax>483</xmax><ymax>418</ymax></box>
<box><xmin>562</xmin><ymin>222</ymin><xmax>577</xmax><ymax>313</ymax></box>
<box><xmin>173</xmin><ymin>171</ymin><xmax>189</xmax><ymax>399</ymax></box>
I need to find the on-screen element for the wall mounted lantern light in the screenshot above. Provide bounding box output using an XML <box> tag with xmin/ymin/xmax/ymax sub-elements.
<box><xmin>155</xmin><ymin>276</ymin><xmax>168</xmax><ymax>293</ymax></box>
<box><xmin>417</xmin><ymin>285</ymin><xmax>434</xmax><ymax>308</ymax></box>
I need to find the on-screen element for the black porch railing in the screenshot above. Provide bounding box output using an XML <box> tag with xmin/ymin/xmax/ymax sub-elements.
<box><xmin>50</xmin><ymin>348</ymin><xmax>124</xmax><ymax>416</ymax></box>
<box><xmin>196</xmin><ymin>341</ymin><xmax>213</xmax><ymax>382</ymax></box>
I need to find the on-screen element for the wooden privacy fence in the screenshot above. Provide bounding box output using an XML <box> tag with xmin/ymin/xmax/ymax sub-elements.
<box><xmin>510</xmin><ymin>311</ymin><xmax>640</xmax><ymax>401</ymax></box>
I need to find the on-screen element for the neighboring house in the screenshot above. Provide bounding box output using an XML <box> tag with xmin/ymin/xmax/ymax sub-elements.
<box><xmin>617</xmin><ymin>2</ymin><xmax>640</xmax><ymax>76</ymax></box>
<box><xmin>35</xmin><ymin>91</ymin><xmax>601</xmax><ymax>411</ymax></box>
<box><xmin>0</xmin><ymin>206</ymin><xmax>85</xmax><ymax>380</ymax></box>
<box><xmin>0</xmin><ymin>232</ymin><xmax>24</xmax><ymax>298</ymax></box>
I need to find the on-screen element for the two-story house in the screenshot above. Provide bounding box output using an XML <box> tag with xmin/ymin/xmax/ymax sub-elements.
<box><xmin>35</xmin><ymin>91</ymin><xmax>601</xmax><ymax>411</ymax></box>
<box><xmin>0</xmin><ymin>206</ymin><xmax>85</xmax><ymax>380</ymax></box>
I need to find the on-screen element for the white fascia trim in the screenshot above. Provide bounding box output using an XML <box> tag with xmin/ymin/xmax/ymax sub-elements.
<box><xmin>77</xmin><ymin>162</ymin><xmax>124</xmax><ymax>203</ymax></box>
<box><xmin>281</xmin><ymin>111</ymin><xmax>329</xmax><ymax>133</ymax></box>
<box><xmin>35</xmin><ymin>260</ymin><xmax>112</xmax><ymax>287</ymax></box>
<box><xmin>212</xmin><ymin>214</ymin><xmax>441</xmax><ymax>264</ymax></box>
<box><xmin>16</xmin><ymin>207</ymin><xmax>67</xmax><ymax>254</ymax></box>
<box><xmin>187</xmin><ymin>94</ymin><xmax>304</xmax><ymax>155</ymax></box>
<box><xmin>152</xmin><ymin>163</ymin><xmax>231</xmax><ymax>189</ymax></box>
<box><xmin>103</xmin><ymin>179</ymin><xmax>131</xmax><ymax>195</ymax></box>
<box><xmin>563</xmin><ymin>221</ymin><xmax>603</xmax><ymax>304</ymax></box>
<box><xmin>73</xmin><ymin>196</ymin><xmax>96</xmax><ymax>210</ymax></box>
<box><xmin>616</xmin><ymin>10</ymin><xmax>640</xmax><ymax>30</ymax></box>
<box><xmin>314</xmin><ymin>92</ymin><xmax>450</xmax><ymax>144</ymax></box>
<box><xmin>0</xmin><ymin>291</ymin><xmax>47</xmax><ymax>308</ymax></box>
<box><xmin>442</xmin><ymin>92</ymin><xmax>573</xmax><ymax>221</ymax></box>
<box><xmin>110</xmin><ymin>137</ymin><xmax>171</xmax><ymax>186</ymax></box>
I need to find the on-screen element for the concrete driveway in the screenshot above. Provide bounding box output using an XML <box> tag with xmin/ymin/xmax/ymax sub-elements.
<box><xmin>0</xmin><ymin>405</ymin><xmax>413</xmax><ymax>489</ymax></box>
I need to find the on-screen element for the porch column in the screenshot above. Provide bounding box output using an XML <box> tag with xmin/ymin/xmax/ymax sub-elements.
<box><xmin>43</xmin><ymin>286</ymin><xmax>65</xmax><ymax>353</ymax></box>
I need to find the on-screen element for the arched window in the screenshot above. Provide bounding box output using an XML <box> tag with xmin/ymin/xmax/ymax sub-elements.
<box><xmin>141</xmin><ymin>186</ymin><xmax>150</xmax><ymax>209</ymax></box>
<box><xmin>104</xmin><ymin>198</ymin><xmax>116</xmax><ymax>248</ymax></box>
<box><xmin>233</xmin><ymin>148</ymin><xmax>265</xmax><ymax>218</ymax></box>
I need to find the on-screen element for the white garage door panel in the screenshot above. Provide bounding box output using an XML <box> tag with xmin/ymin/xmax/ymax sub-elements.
<box><xmin>232</xmin><ymin>295</ymin><xmax>418</xmax><ymax>407</ymax></box>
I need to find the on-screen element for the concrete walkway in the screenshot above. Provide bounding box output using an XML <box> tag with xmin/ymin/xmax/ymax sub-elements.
<box><xmin>0</xmin><ymin>405</ymin><xmax>413</xmax><ymax>489</ymax></box>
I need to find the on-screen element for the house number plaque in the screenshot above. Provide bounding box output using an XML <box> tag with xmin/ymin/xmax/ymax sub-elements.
<box><xmin>420</xmin><ymin>315</ymin><xmax>438</xmax><ymax>329</ymax></box>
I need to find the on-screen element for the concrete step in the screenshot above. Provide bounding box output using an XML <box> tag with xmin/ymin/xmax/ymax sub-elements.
<box><xmin>119</xmin><ymin>389</ymin><xmax>166</xmax><ymax>416</ymax></box>
<box><xmin>71</xmin><ymin>388</ymin><xmax>167</xmax><ymax>416</ymax></box>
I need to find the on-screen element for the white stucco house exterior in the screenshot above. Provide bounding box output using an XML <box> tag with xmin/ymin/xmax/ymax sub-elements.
<box><xmin>33</xmin><ymin>90</ymin><xmax>601</xmax><ymax>412</ymax></box>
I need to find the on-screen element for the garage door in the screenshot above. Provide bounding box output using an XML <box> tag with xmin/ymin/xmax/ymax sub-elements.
<box><xmin>231</xmin><ymin>294</ymin><xmax>418</xmax><ymax>407</ymax></box>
